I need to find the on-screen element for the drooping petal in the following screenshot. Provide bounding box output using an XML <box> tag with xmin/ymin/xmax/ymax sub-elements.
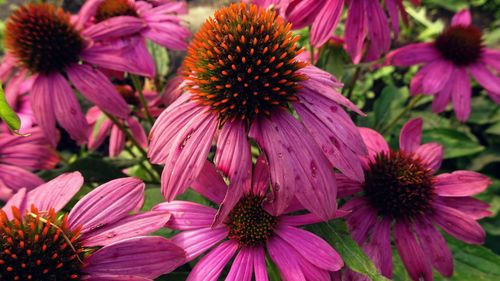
<box><xmin>393</xmin><ymin>221</ymin><xmax>433</xmax><ymax>281</ymax></box>
<box><xmin>434</xmin><ymin>171</ymin><xmax>491</xmax><ymax>196</ymax></box>
<box><xmin>386</xmin><ymin>43</ymin><xmax>440</xmax><ymax>66</ymax></box>
<box><xmin>414</xmin><ymin>218</ymin><xmax>453</xmax><ymax>277</ymax></box>
<box><xmin>252</xmin><ymin>155</ymin><xmax>271</xmax><ymax>197</ymax></box>
<box><xmin>414</xmin><ymin>143</ymin><xmax>443</xmax><ymax>172</ymax></box>
<box><xmin>26</xmin><ymin>172</ymin><xmax>83</xmax><ymax>213</ymax></box>
<box><xmin>275</xmin><ymin>225</ymin><xmax>343</xmax><ymax>271</ymax></box>
<box><xmin>399</xmin><ymin>118</ymin><xmax>423</xmax><ymax>153</ymax></box>
<box><xmin>310</xmin><ymin>0</ymin><xmax>343</xmax><ymax>47</ymax></box>
<box><xmin>336</xmin><ymin>174</ymin><xmax>363</xmax><ymax>198</ymax></box>
<box><xmin>190</xmin><ymin>161</ymin><xmax>227</xmax><ymax>205</ymax></box>
<box><xmin>483</xmin><ymin>49</ymin><xmax>500</xmax><ymax>72</ymax></box>
<box><xmin>345</xmin><ymin>0</ymin><xmax>367</xmax><ymax>64</ymax></box>
<box><xmin>252</xmin><ymin>246</ymin><xmax>268</xmax><ymax>281</ymax></box>
<box><xmin>344</xmin><ymin>200</ymin><xmax>378</xmax><ymax>243</ymax></box>
<box><xmin>143</xmin><ymin>22</ymin><xmax>190</xmax><ymax>51</ymax></box>
<box><xmin>267</xmin><ymin>236</ymin><xmax>307</xmax><ymax>281</ymax></box>
<box><xmin>249</xmin><ymin>110</ymin><xmax>337</xmax><ymax>220</ymax></box>
<box><xmin>451</xmin><ymin>67</ymin><xmax>472</xmax><ymax>121</ymax></box>
<box><xmin>76</xmin><ymin>0</ymin><xmax>105</xmax><ymax>28</ymax></box>
<box><xmin>153</xmin><ymin>201</ymin><xmax>216</xmax><ymax>230</ymax></box>
<box><xmin>67</xmin><ymin>64</ymin><xmax>130</xmax><ymax>118</ymax></box>
<box><xmin>68</xmin><ymin>178</ymin><xmax>144</xmax><ymax>233</ymax></box>
<box><xmin>82</xmin><ymin>16</ymin><xmax>146</xmax><ymax>41</ymax></box>
<box><xmin>226</xmin><ymin>247</ymin><xmax>254</xmax><ymax>281</ymax></box>
<box><xmin>432</xmin><ymin>202</ymin><xmax>486</xmax><ymax>244</ymax></box>
<box><xmin>421</xmin><ymin>60</ymin><xmax>454</xmax><ymax>94</ymax></box>
<box><xmin>187</xmin><ymin>240</ymin><xmax>238</xmax><ymax>281</ymax></box>
<box><xmin>30</xmin><ymin>74</ymin><xmax>57</xmax><ymax>146</ymax></box>
<box><xmin>0</xmin><ymin>164</ymin><xmax>44</xmax><ymax>193</ymax></box>
<box><xmin>451</xmin><ymin>9</ymin><xmax>472</xmax><ymax>27</ymax></box>
<box><xmin>365</xmin><ymin>218</ymin><xmax>393</xmax><ymax>278</ymax></box>
<box><xmin>128</xmin><ymin>117</ymin><xmax>148</xmax><ymax>149</ymax></box>
<box><xmin>109</xmin><ymin>125</ymin><xmax>125</xmax><ymax>157</ymax></box>
<box><xmin>432</xmin><ymin>77</ymin><xmax>452</xmax><ymax>113</ymax></box>
<box><xmin>85</xmin><ymin>236</ymin><xmax>186</xmax><ymax>278</ymax></box>
<box><xmin>437</xmin><ymin>196</ymin><xmax>491</xmax><ymax>220</ymax></box>
<box><xmin>469</xmin><ymin>63</ymin><xmax>500</xmax><ymax>94</ymax></box>
<box><xmin>82</xmin><ymin>211</ymin><xmax>171</xmax><ymax>247</ymax></box>
<box><xmin>171</xmin><ymin>227</ymin><xmax>228</xmax><ymax>261</ymax></box>
<box><xmin>365</xmin><ymin>0</ymin><xmax>391</xmax><ymax>58</ymax></box>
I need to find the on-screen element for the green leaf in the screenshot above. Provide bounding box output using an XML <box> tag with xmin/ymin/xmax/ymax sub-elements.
<box><xmin>316</xmin><ymin>44</ymin><xmax>351</xmax><ymax>78</ymax></box>
<box><xmin>373</xmin><ymin>85</ymin><xmax>399</xmax><ymax>129</ymax></box>
<box><xmin>266</xmin><ymin>256</ymin><xmax>282</xmax><ymax>281</ymax></box>
<box><xmin>422</xmin><ymin>128</ymin><xmax>485</xmax><ymax>158</ymax></box>
<box><xmin>0</xmin><ymin>83</ymin><xmax>21</xmax><ymax>131</ymax></box>
<box><xmin>310</xmin><ymin>220</ymin><xmax>390</xmax><ymax>281</ymax></box>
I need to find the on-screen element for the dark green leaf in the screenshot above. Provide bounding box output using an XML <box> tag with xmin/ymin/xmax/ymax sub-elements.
<box><xmin>422</xmin><ymin>128</ymin><xmax>485</xmax><ymax>158</ymax></box>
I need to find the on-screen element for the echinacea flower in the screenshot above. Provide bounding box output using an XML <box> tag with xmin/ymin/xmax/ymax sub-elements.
<box><xmin>78</xmin><ymin>0</ymin><xmax>191</xmax><ymax>73</ymax></box>
<box><xmin>154</xmin><ymin>157</ymin><xmax>345</xmax><ymax>280</ymax></box>
<box><xmin>246</xmin><ymin>0</ymin><xmax>420</xmax><ymax>63</ymax></box>
<box><xmin>0</xmin><ymin>172</ymin><xmax>186</xmax><ymax>280</ymax></box>
<box><xmin>2</xmin><ymin>2</ymin><xmax>153</xmax><ymax>146</ymax></box>
<box><xmin>149</xmin><ymin>3</ymin><xmax>367</xmax><ymax>220</ymax></box>
<box><xmin>387</xmin><ymin>9</ymin><xmax>500</xmax><ymax>121</ymax></box>
<box><xmin>0</xmin><ymin>129</ymin><xmax>58</xmax><ymax>201</ymax></box>
<box><xmin>338</xmin><ymin>118</ymin><xmax>491</xmax><ymax>281</ymax></box>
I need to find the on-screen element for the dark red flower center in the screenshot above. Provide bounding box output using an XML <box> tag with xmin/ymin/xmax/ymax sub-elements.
<box><xmin>184</xmin><ymin>3</ymin><xmax>307</xmax><ymax>124</ymax></box>
<box><xmin>434</xmin><ymin>25</ymin><xmax>483</xmax><ymax>66</ymax></box>
<box><xmin>226</xmin><ymin>195</ymin><xmax>278</xmax><ymax>246</ymax></box>
<box><xmin>363</xmin><ymin>151</ymin><xmax>435</xmax><ymax>220</ymax></box>
<box><xmin>4</xmin><ymin>3</ymin><xmax>85</xmax><ymax>74</ymax></box>
<box><xmin>0</xmin><ymin>206</ymin><xmax>85</xmax><ymax>281</ymax></box>
<box><xmin>95</xmin><ymin>0</ymin><xmax>138</xmax><ymax>22</ymax></box>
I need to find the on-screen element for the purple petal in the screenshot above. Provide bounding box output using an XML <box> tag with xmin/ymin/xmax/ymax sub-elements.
<box><xmin>2</xmin><ymin>187</ymin><xmax>27</xmax><ymax>219</ymax></box>
<box><xmin>469</xmin><ymin>63</ymin><xmax>500</xmax><ymax>94</ymax></box>
<box><xmin>432</xmin><ymin>78</ymin><xmax>452</xmax><ymax>113</ymax></box>
<box><xmin>336</xmin><ymin>174</ymin><xmax>363</xmax><ymax>198</ymax></box>
<box><xmin>190</xmin><ymin>161</ymin><xmax>227</xmax><ymax>205</ymax></box>
<box><xmin>414</xmin><ymin>143</ymin><xmax>443</xmax><ymax>172</ymax></box>
<box><xmin>399</xmin><ymin>118</ymin><xmax>423</xmax><ymax>153</ymax></box>
<box><xmin>434</xmin><ymin>171</ymin><xmax>491</xmax><ymax>196</ymax></box>
<box><xmin>109</xmin><ymin>125</ymin><xmax>125</xmax><ymax>157</ymax></box>
<box><xmin>432</xmin><ymin>202</ymin><xmax>486</xmax><ymax>244</ymax></box>
<box><xmin>451</xmin><ymin>67</ymin><xmax>472</xmax><ymax>121</ymax></box>
<box><xmin>252</xmin><ymin>246</ymin><xmax>268</xmax><ymax>281</ymax></box>
<box><xmin>345</xmin><ymin>0</ymin><xmax>367</xmax><ymax>64</ymax></box>
<box><xmin>82</xmin><ymin>16</ymin><xmax>146</xmax><ymax>41</ymax></box>
<box><xmin>67</xmin><ymin>64</ymin><xmax>130</xmax><ymax>118</ymax></box>
<box><xmin>386</xmin><ymin>43</ymin><xmax>440</xmax><ymax>66</ymax></box>
<box><xmin>153</xmin><ymin>201</ymin><xmax>216</xmax><ymax>230</ymax></box>
<box><xmin>30</xmin><ymin>74</ymin><xmax>58</xmax><ymax>146</ymax></box>
<box><xmin>310</xmin><ymin>0</ymin><xmax>343</xmax><ymax>47</ymax></box>
<box><xmin>226</xmin><ymin>247</ymin><xmax>254</xmax><ymax>281</ymax></box>
<box><xmin>0</xmin><ymin>164</ymin><xmax>44</xmax><ymax>193</ymax></box>
<box><xmin>365</xmin><ymin>218</ymin><xmax>393</xmax><ymax>278</ymax></box>
<box><xmin>344</xmin><ymin>199</ymin><xmax>378</xmax><ymax>243</ymax></box>
<box><xmin>437</xmin><ymin>196</ymin><xmax>491</xmax><ymax>220</ymax></box>
<box><xmin>483</xmin><ymin>49</ymin><xmax>500</xmax><ymax>72</ymax></box>
<box><xmin>252</xmin><ymin>155</ymin><xmax>271</xmax><ymax>196</ymax></box>
<box><xmin>358</xmin><ymin>127</ymin><xmax>389</xmax><ymax>167</ymax></box>
<box><xmin>366</xmin><ymin>0</ymin><xmax>391</xmax><ymax>58</ymax></box>
<box><xmin>143</xmin><ymin>22</ymin><xmax>190</xmax><ymax>51</ymax></box>
<box><xmin>68</xmin><ymin>178</ymin><xmax>144</xmax><ymax>233</ymax></box>
<box><xmin>422</xmin><ymin>60</ymin><xmax>454</xmax><ymax>94</ymax></box>
<box><xmin>84</xmin><ymin>275</ymin><xmax>151</xmax><ymax>281</ymax></box>
<box><xmin>267</xmin><ymin>236</ymin><xmax>307</xmax><ymax>281</ymax></box>
<box><xmin>187</xmin><ymin>240</ymin><xmax>238</xmax><ymax>281</ymax></box>
<box><xmin>171</xmin><ymin>227</ymin><xmax>228</xmax><ymax>261</ymax></box>
<box><xmin>82</xmin><ymin>211</ymin><xmax>171</xmax><ymax>247</ymax></box>
<box><xmin>451</xmin><ymin>9</ymin><xmax>472</xmax><ymax>26</ymax></box>
<box><xmin>85</xmin><ymin>236</ymin><xmax>186</xmax><ymax>278</ymax></box>
<box><xmin>394</xmin><ymin>221</ymin><xmax>433</xmax><ymax>281</ymax></box>
<box><xmin>414</xmin><ymin>218</ymin><xmax>453</xmax><ymax>277</ymax></box>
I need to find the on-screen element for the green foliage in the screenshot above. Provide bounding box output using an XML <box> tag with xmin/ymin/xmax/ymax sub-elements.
<box><xmin>0</xmin><ymin>84</ymin><xmax>20</xmax><ymax>132</ymax></box>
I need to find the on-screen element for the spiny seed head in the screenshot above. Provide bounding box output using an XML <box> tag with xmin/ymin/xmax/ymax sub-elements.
<box><xmin>226</xmin><ymin>195</ymin><xmax>278</xmax><ymax>247</ymax></box>
<box><xmin>95</xmin><ymin>0</ymin><xmax>138</xmax><ymax>22</ymax></box>
<box><xmin>4</xmin><ymin>3</ymin><xmax>85</xmax><ymax>74</ymax></box>
<box><xmin>0</xmin><ymin>206</ymin><xmax>85</xmax><ymax>281</ymax></box>
<box><xmin>184</xmin><ymin>3</ymin><xmax>308</xmax><ymax>123</ymax></box>
<box><xmin>363</xmin><ymin>151</ymin><xmax>436</xmax><ymax>220</ymax></box>
<box><xmin>434</xmin><ymin>25</ymin><xmax>483</xmax><ymax>66</ymax></box>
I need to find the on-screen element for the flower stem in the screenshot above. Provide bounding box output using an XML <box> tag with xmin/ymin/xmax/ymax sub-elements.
<box><xmin>105</xmin><ymin>112</ymin><xmax>148</xmax><ymax>159</ymax></box>
<box><xmin>124</xmin><ymin>145</ymin><xmax>160</xmax><ymax>182</ymax></box>
<box><xmin>131</xmin><ymin>75</ymin><xmax>155</xmax><ymax>126</ymax></box>
<box><xmin>381</xmin><ymin>95</ymin><xmax>424</xmax><ymax>135</ymax></box>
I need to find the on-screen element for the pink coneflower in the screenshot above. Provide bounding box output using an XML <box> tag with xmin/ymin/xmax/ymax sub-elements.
<box><xmin>246</xmin><ymin>0</ymin><xmax>419</xmax><ymax>63</ymax></box>
<box><xmin>154</xmin><ymin>157</ymin><xmax>345</xmax><ymax>280</ymax></box>
<box><xmin>149</xmin><ymin>3</ymin><xmax>366</xmax><ymax>220</ymax></box>
<box><xmin>1</xmin><ymin>172</ymin><xmax>186</xmax><ymax>280</ymax></box>
<box><xmin>2</xmin><ymin>2</ymin><xmax>154</xmax><ymax>146</ymax></box>
<box><xmin>0</xmin><ymin>129</ymin><xmax>58</xmax><ymax>201</ymax></box>
<box><xmin>79</xmin><ymin>0</ymin><xmax>191</xmax><ymax>73</ymax></box>
<box><xmin>338</xmin><ymin>118</ymin><xmax>491</xmax><ymax>281</ymax></box>
<box><xmin>387</xmin><ymin>9</ymin><xmax>500</xmax><ymax>121</ymax></box>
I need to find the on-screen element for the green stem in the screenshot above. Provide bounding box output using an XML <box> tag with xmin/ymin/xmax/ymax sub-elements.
<box><xmin>124</xmin><ymin>145</ymin><xmax>160</xmax><ymax>182</ymax></box>
<box><xmin>105</xmin><ymin>113</ymin><xmax>149</xmax><ymax>159</ymax></box>
<box><xmin>381</xmin><ymin>95</ymin><xmax>424</xmax><ymax>135</ymax></box>
<box><xmin>131</xmin><ymin>75</ymin><xmax>155</xmax><ymax>126</ymax></box>
<box><xmin>345</xmin><ymin>66</ymin><xmax>362</xmax><ymax>100</ymax></box>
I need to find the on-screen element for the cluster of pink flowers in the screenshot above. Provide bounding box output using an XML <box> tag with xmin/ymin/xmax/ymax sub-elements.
<box><xmin>0</xmin><ymin>1</ymin><xmax>497</xmax><ymax>281</ymax></box>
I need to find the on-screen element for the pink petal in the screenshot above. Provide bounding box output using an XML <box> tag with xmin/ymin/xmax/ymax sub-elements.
<box><xmin>414</xmin><ymin>143</ymin><xmax>443</xmax><ymax>172</ymax></box>
<box><xmin>213</xmin><ymin>183</ymin><xmax>245</xmax><ymax>227</ymax></box>
<box><xmin>336</xmin><ymin>174</ymin><xmax>363</xmax><ymax>198</ymax></box>
<box><xmin>267</xmin><ymin>236</ymin><xmax>307</xmax><ymax>281</ymax></box>
<box><xmin>451</xmin><ymin>9</ymin><xmax>472</xmax><ymax>27</ymax></box>
<box><xmin>84</xmin><ymin>275</ymin><xmax>150</xmax><ymax>281</ymax></box>
<box><xmin>345</xmin><ymin>0</ymin><xmax>367</xmax><ymax>64</ymax></box>
<box><xmin>251</xmin><ymin>155</ymin><xmax>271</xmax><ymax>197</ymax></box>
<box><xmin>422</xmin><ymin>60</ymin><xmax>454</xmax><ymax>94</ymax></box>
<box><xmin>2</xmin><ymin>188</ymin><xmax>27</xmax><ymax>219</ymax></box>
<box><xmin>342</xmin><ymin>197</ymin><xmax>378</xmax><ymax>243</ymax></box>
<box><xmin>437</xmin><ymin>196</ymin><xmax>491</xmax><ymax>220</ymax></box>
<box><xmin>275</xmin><ymin>225</ymin><xmax>343</xmax><ymax>271</ymax></box>
<box><xmin>82</xmin><ymin>16</ymin><xmax>146</xmax><ymax>41</ymax></box>
<box><xmin>85</xmin><ymin>236</ymin><xmax>186</xmax><ymax>278</ymax></box>
<box><xmin>153</xmin><ymin>201</ymin><xmax>216</xmax><ymax>230</ymax></box>
<box><xmin>451</xmin><ymin>67</ymin><xmax>472</xmax><ymax>121</ymax></box>
<box><xmin>67</xmin><ymin>64</ymin><xmax>130</xmax><ymax>118</ymax></box>
<box><xmin>187</xmin><ymin>240</ymin><xmax>238</xmax><ymax>281</ymax></box>
<box><xmin>109</xmin><ymin>125</ymin><xmax>125</xmax><ymax>157</ymax></box>
<box><xmin>68</xmin><ymin>178</ymin><xmax>144</xmax><ymax>233</ymax></box>
<box><xmin>128</xmin><ymin>117</ymin><xmax>148</xmax><ymax>148</ymax></box>
<box><xmin>358</xmin><ymin>127</ymin><xmax>389</xmax><ymax>166</ymax></box>
<box><xmin>310</xmin><ymin>0</ymin><xmax>343</xmax><ymax>47</ymax></box>
<box><xmin>190</xmin><ymin>161</ymin><xmax>227</xmax><ymax>205</ymax></box>
<box><xmin>483</xmin><ymin>49</ymin><xmax>500</xmax><ymax>72</ymax></box>
<box><xmin>143</xmin><ymin>22</ymin><xmax>190</xmax><ymax>51</ymax></box>
<box><xmin>171</xmin><ymin>227</ymin><xmax>228</xmax><ymax>261</ymax></box>
<box><xmin>252</xmin><ymin>246</ymin><xmax>268</xmax><ymax>281</ymax></box>
<box><xmin>386</xmin><ymin>43</ymin><xmax>440</xmax><ymax>66</ymax></box>
<box><xmin>366</xmin><ymin>0</ymin><xmax>391</xmax><ymax>58</ymax></box>
<box><xmin>414</xmin><ymin>218</ymin><xmax>453</xmax><ymax>277</ymax></box>
<box><xmin>393</xmin><ymin>221</ymin><xmax>433</xmax><ymax>281</ymax></box>
<box><xmin>432</xmin><ymin>78</ymin><xmax>452</xmax><ymax>113</ymax></box>
<box><xmin>469</xmin><ymin>63</ymin><xmax>500</xmax><ymax>94</ymax></box>
<box><xmin>30</xmin><ymin>74</ymin><xmax>57</xmax><ymax>146</ymax></box>
<box><xmin>399</xmin><ymin>118</ymin><xmax>422</xmax><ymax>153</ymax></box>
<box><xmin>249</xmin><ymin>110</ymin><xmax>337</xmax><ymax>220</ymax></box>
<box><xmin>0</xmin><ymin>164</ymin><xmax>44</xmax><ymax>192</ymax></box>
<box><xmin>226</xmin><ymin>247</ymin><xmax>254</xmax><ymax>281</ymax></box>
<box><xmin>26</xmin><ymin>172</ymin><xmax>83</xmax><ymax>213</ymax></box>
<box><xmin>432</xmin><ymin>202</ymin><xmax>485</xmax><ymax>244</ymax></box>
<box><xmin>76</xmin><ymin>0</ymin><xmax>104</xmax><ymax>28</ymax></box>
<box><xmin>365</xmin><ymin>218</ymin><xmax>393</xmax><ymax>278</ymax></box>
<box><xmin>82</xmin><ymin>211</ymin><xmax>171</xmax><ymax>247</ymax></box>
<box><xmin>385</xmin><ymin>0</ymin><xmax>399</xmax><ymax>38</ymax></box>
<box><xmin>280</xmin><ymin>210</ymin><xmax>348</xmax><ymax>227</ymax></box>
<box><xmin>434</xmin><ymin>171</ymin><xmax>491</xmax><ymax>196</ymax></box>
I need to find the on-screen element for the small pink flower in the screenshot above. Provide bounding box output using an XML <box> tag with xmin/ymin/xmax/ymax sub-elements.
<box><xmin>1</xmin><ymin>172</ymin><xmax>186</xmax><ymax>280</ymax></box>
<box><xmin>154</xmin><ymin>157</ymin><xmax>345</xmax><ymax>280</ymax></box>
<box><xmin>1</xmin><ymin>2</ymin><xmax>153</xmax><ymax>146</ymax></box>
<box><xmin>0</xmin><ymin>129</ymin><xmax>58</xmax><ymax>201</ymax></box>
<box><xmin>387</xmin><ymin>9</ymin><xmax>500</xmax><ymax>121</ymax></box>
<box><xmin>338</xmin><ymin>118</ymin><xmax>491</xmax><ymax>281</ymax></box>
<box><xmin>149</xmin><ymin>3</ymin><xmax>367</xmax><ymax>221</ymax></box>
